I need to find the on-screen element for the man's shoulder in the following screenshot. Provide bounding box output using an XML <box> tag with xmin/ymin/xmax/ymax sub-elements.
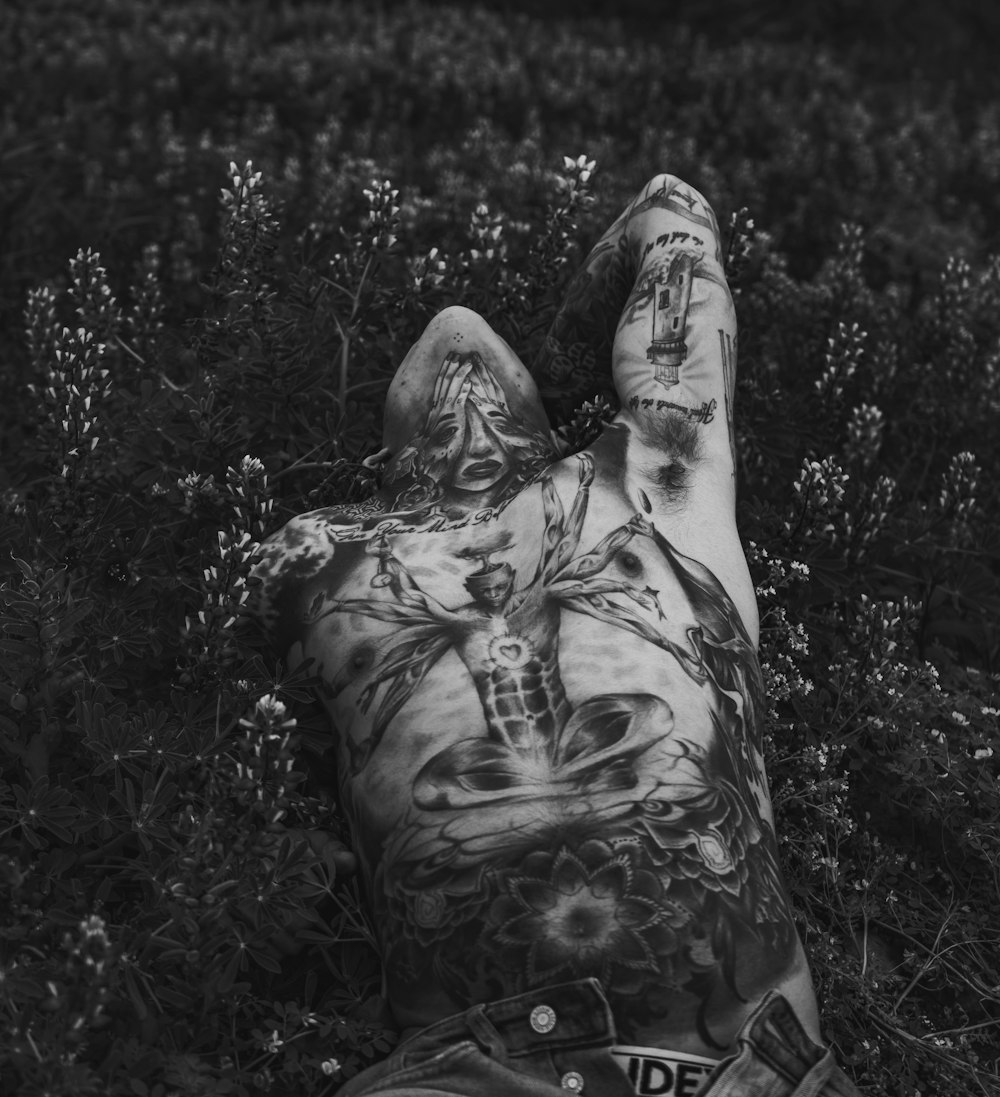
<box><xmin>249</xmin><ymin>507</ymin><xmax>364</xmax><ymax>640</ymax></box>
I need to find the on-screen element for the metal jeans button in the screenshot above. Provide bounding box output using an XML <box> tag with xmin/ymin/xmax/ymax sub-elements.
<box><xmin>529</xmin><ymin>1004</ymin><xmax>557</xmax><ymax>1033</ymax></box>
<box><xmin>560</xmin><ymin>1070</ymin><xmax>584</xmax><ymax>1092</ymax></box>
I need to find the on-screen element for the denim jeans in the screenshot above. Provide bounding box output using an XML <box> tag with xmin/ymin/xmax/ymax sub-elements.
<box><xmin>335</xmin><ymin>978</ymin><xmax>863</xmax><ymax>1096</ymax></box>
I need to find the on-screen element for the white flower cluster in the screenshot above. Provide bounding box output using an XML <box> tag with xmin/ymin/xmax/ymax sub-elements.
<box><xmin>181</xmin><ymin>455</ymin><xmax>271</xmax><ymax>676</ymax></box>
<box><xmin>724</xmin><ymin>207</ymin><xmax>755</xmax><ymax>285</ymax></box>
<box><xmin>240</xmin><ymin>692</ymin><xmax>295</xmax><ymax>730</ymax></box>
<box><xmin>25</xmin><ymin>283</ymin><xmax>59</xmax><ymax>368</ymax></box>
<box><xmin>746</xmin><ymin>540</ymin><xmax>811</xmax><ymax>600</ymax></box>
<box><xmin>226</xmin><ymin>454</ymin><xmax>273</xmax><ymax>544</ymax></box>
<box><xmin>747</xmin><ymin>542</ymin><xmax>814</xmax><ymax>708</ymax></box>
<box><xmin>834</xmin><ymin>221</ymin><xmax>865</xmax><ymax>273</ymax></box>
<box><xmin>222</xmin><ymin>158</ymin><xmax>263</xmax><ymax>208</ymax></box>
<box><xmin>363</xmin><ymin>177</ymin><xmax>401</xmax><ymax>251</ymax></box>
<box><xmin>759</xmin><ymin>612</ymin><xmax>813</xmax><ymax>705</ymax></box>
<box><xmin>786</xmin><ymin>456</ymin><xmax>849</xmax><ymax>541</ymax></box>
<box><xmin>409</xmin><ymin>246</ymin><xmax>449</xmax><ymax>292</ymax></box>
<box><xmin>850</xmin><ymin>594</ymin><xmax>916</xmax><ymax>668</ymax></box>
<box><xmin>468</xmin><ymin>202</ymin><xmax>506</xmax><ymax>264</ymax></box>
<box><xmin>550</xmin><ymin>155</ymin><xmax>598</xmax><ymax>226</ymax></box>
<box><xmin>843</xmin><ymin>403</ymin><xmax>885</xmax><ymax>469</ymax></box>
<box><xmin>177</xmin><ymin>470</ymin><xmax>220</xmax><ymax>514</ymax></box>
<box><xmin>24</xmin><ymin>248</ymin><xmax>124</xmax><ymax>487</ymax></box>
<box><xmin>234</xmin><ymin>692</ymin><xmax>298</xmax><ymax>818</ymax></box>
<box><xmin>125</xmin><ymin>242</ymin><xmax>166</xmax><ymax>347</ymax></box>
<box><xmin>843</xmin><ymin>473</ymin><xmax>896</xmax><ymax>552</ymax></box>
<box><xmin>68</xmin><ymin>913</ymin><xmax>112</xmax><ymax>976</ymax></box>
<box><xmin>196</xmin><ymin>529</ymin><xmax>256</xmax><ymax>635</ymax></box>
<box><xmin>815</xmin><ymin>320</ymin><xmax>866</xmax><ymax>401</ymax></box>
<box><xmin>558</xmin><ymin>154</ymin><xmax>597</xmax><ymax>192</ymax></box>
<box><xmin>937</xmin><ymin>450</ymin><xmax>979</xmax><ymax>532</ymax></box>
<box><xmin>181</xmin><ymin>524</ymin><xmax>257</xmax><ymax>677</ymax></box>
<box><xmin>69</xmin><ymin>247</ymin><xmax>121</xmax><ymax>339</ymax></box>
<box><xmin>217</xmin><ymin>158</ymin><xmax>279</xmax><ymax>298</ymax></box>
<box><xmin>28</xmin><ymin>322</ymin><xmax>112</xmax><ymax>482</ymax></box>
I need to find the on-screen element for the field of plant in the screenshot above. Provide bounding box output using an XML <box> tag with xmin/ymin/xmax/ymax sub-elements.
<box><xmin>1</xmin><ymin>2</ymin><xmax>998</xmax><ymax>1094</ymax></box>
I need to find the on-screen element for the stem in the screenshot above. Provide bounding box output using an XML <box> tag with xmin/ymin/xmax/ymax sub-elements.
<box><xmin>336</xmin><ymin>316</ymin><xmax>350</xmax><ymax>419</ymax></box>
<box><xmin>335</xmin><ymin>253</ymin><xmax>375</xmax><ymax>416</ymax></box>
<box><xmin>270</xmin><ymin>461</ymin><xmax>340</xmax><ymax>482</ymax></box>
<box><xmin>859</xmin><ymin>910</ymin><xmax>869</xmax><ymax>978</ymax></box>
<box><xmin>323</xmin><ymin>883</ymin><xmax>378</xmax><ymax>949</ymax></box>
<box><xmin>346</xmin><ymin>378</ymin><xmax>390</xmax><ymax>398</ymax></box>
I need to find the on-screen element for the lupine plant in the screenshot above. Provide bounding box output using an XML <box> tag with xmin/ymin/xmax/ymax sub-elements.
<box><xmin>1</xmin><ymin>3</ymin><xmax>999</xmax><ymax>1094</ymax></box>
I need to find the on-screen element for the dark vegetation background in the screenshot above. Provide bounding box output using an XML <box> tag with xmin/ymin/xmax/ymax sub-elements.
<box><xmin>1</xmin><ymin>1</ymin><xmax>998</xmax><ymax>1093</ymax></box>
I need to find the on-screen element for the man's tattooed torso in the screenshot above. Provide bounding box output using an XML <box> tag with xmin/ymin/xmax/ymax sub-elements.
<box><xmin>252</xmin><ymin>176</ymin><xmax>814</xmax><ymax>1057</ymax></box>
<box><xmin>254</xmin><ymin>435</ymin><xmax>803</xmax><ymax>1056</ymax></box>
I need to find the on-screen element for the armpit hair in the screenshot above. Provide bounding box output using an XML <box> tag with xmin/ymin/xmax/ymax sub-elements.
<box><xmin>640</xmin><ymin>456</ymin><xmax>692</xmax><ymax>507</ymax></box>
<box><xmin>634</xmin><ymin>410</ymin><xmax>701</xmax><ymax>507</ymax></box>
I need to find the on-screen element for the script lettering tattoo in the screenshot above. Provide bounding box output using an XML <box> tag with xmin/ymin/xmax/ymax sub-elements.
<box><xmin>629</xmin><ymin>396</ymin><xmax>717</xmax><ymax>423</ymax></box>
<box><xmin>318</xmin><ymin>455</ymin><xmax>794</xmax><ymax>1047</ymax></box>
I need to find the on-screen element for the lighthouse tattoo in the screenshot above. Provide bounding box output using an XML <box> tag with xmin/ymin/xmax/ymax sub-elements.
<box><xmin>646</xmin><ymin>251</ymin><xmax>695</xmax><ymax>387</ymax></box>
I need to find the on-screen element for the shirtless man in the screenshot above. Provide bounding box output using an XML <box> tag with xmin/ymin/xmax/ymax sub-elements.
<box><xmin>251</xmin><ymin>175</ymin><xmax>862</xmax><ymax>1096</ymax></box>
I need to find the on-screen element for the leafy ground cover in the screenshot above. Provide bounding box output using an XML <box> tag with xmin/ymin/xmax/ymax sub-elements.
<box><xmin>1</xmin><ymin>2</ymin><xmax>998</xmax><ymax>1094</ymax></box>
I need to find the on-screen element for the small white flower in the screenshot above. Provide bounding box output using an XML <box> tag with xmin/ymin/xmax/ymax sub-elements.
<box><xmin>256</xmin><ymin>693</ymin><xmax>287</xmax><ymax>721</ymax></box>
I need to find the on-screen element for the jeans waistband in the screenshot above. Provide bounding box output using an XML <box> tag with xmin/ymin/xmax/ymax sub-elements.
<box><xmin>398</xmin><ymin>977</ymin><xmax>617</xmax><ymax>1059</ymax></box>
<box><xmin>394</xmin><ymin>980</ymin><xmax>837</xmax><ymax>1091</ymax></box>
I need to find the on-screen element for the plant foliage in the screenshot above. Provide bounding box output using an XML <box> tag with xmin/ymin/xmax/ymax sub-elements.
<box><xmin>1</xmin><ymin>2</ymin><xmax>998</xmax><ymax>1094</ymax></box>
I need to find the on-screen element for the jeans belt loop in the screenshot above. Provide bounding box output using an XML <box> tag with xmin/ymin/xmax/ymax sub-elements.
<box><xmin>465</xmin><ymin>1002</ymin><xmax>506</xmax><ymax>1058</ymax></box>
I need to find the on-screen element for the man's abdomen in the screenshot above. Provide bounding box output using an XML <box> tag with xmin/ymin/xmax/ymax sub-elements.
<box><xmin>353</xmin><ymin>665</ymin><xmax>806</xmax><ymax>1058</ymax></box>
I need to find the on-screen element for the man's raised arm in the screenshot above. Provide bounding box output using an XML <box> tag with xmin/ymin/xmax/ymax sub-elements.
<box><xmin>535</xmin><ymin>174</ymin><xmax>738</xmax><ymax>482</ymax></box>
<box><xmin>611</xmin><ymin>174</ymin><xmax>737</xmax><ymax>478</ymax></box>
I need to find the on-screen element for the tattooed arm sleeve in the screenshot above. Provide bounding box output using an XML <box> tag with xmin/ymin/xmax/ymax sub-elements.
<box><xmin>611</xmin><ymin>174</ymin><xmax>738</xmax><ymax>477</ymax></box>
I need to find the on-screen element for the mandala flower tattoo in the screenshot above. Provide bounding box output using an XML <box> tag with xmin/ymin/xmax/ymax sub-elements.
<box><xmin>489</xmin><ymin>840</ymin><xmax>693</xmax><ymax>995</ymax></box>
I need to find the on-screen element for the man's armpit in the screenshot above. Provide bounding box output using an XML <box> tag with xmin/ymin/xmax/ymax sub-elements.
<box><xmin>643</xmin><ymin>458</ymin><xmax>692</xmax><ymax>509</ymax></box>
<box><xmin>633</xmin><ymin>406</ymin><xmax>701</xmax><ymax>461</ymax></box>
<box><xmin>628</xmin><ymin>410</ymin><xmax>701</xmax><ymax>510</ymax></box>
